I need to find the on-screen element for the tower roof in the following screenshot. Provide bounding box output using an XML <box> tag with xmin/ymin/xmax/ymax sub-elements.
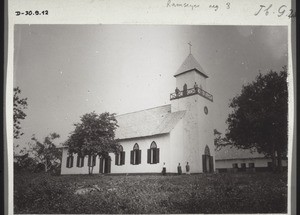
<box><xmin>174</xmin><ymin>54</ymin><xmax>208</xmax><ymax>78</ymax></box>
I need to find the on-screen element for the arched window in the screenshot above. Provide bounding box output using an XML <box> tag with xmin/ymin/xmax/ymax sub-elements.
<box><xmin>76</xmin><ymin>154</ymin><xmax>85</xmax><ymax>168</ymax></box>
<box><xmin>115</xmin><ymin>145</ymin><xmax>125</xmax><ymax>166</ymax></box>
<box><xmin>88</xmin><ymin>155</ymin><xmax>97</xmax><ymax>167</ymax></box>
<box><xmin>130</xmin><ymin>143</ymin><xmax>141</xmax><ymax>165</ymax></box>
<box><xmin>147</xmin><ymin>141</ymin><xmax>160</xmax><ymax>164</ymax></box>
<box><xmin>66</xmin><ymin>154</ymin><xmax>74</xmax><ymax>168</ymax></box>
<box><xmin>204</xmin><ymin>145</ymin><xmax>211</xmax><ymax>156</ymax></box>
<box><xmin>133</xmin><ymin>143</ymin><xmax>139</xmax><ymax>150</ymax></box>
<box><xmin>150</xmin><ymin>141</ymin><xmax>157</xmax><ymax>148</ymax></box>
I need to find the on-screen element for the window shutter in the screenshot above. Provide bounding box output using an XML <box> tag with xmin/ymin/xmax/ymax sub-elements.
<box><xmin>92</xmin><ymin>155</ymin><xmax>96</xmax><ymax>167</ymax></box>
<box><xmin>115</xmin><ymin>153</ymin><xmax>119</xmax><ymax>165</ymax></box>
<box><xmin>155</xmin><ymin>148</ymin><xmax>160</xmax><ymax>164</ymax></box>
<box><xmin>121</xmin><ymin>151</ymin><xmax>125</xmax><ymax>165</ymax></box>
<box><xmin>70</xmin><ymin>156</ymin><xmax>74</xmax><ymax>168</ymax></box>
<box><xmin>88</xmin><ymin>155</ymin><xmax>91</xmax><ymax>166</ymax></box>
<box><xmin>99</xmin><ymin>157</ymin><xmax>103</xmax><ymax>173</ymax></box>
<box><xmin>81</xmin><ymin>156</ymin><xmax>84</xmax><ymax>167</ymax></box>
<box><xmin>108</xmin><ymin>158</ymin><xmax>111</xmax><ymax>173</ymax></box>
<box><xmin>66</xmin><ymin>156</ymin><xmax>70</xmax><ymax>168</ymax></box>
<box><xmin>147</xmin><ymin>149</ymin><xmax>151</xmax><ymax>164</ymax></box>
<box><xmin>77</xmin><ymin>156</ymin><xmax>80</xmax><ymax>167</ymax></box>
<box><xmin>130</xmin><ymin>150</ymin><xmax>134</xmax><ymax>164</ymax></box>
<box><xmin>209</xmin><ymin>156</ymin><xmax>214</xmax><ymax>173</ymax></box>
<box><xmin>69</xmin><ymin>156</ymin><xmax>72</xmax><ymax>168</ymax></box>
<box><xmin>202</xmin><ymin>155</ymin><xmax>207</xmax><ymax>173</ymax></box>
<box><xmin>137</xmin><ymin>150</ymin><xmax>141</xmax><ymax>164</ymax></box>
<box><xmin>152</xmin><ymin>149</ymin><xmax>155</xmax><ymax>164</ymax></box>
<box><xmin>70</xmin><ymin>156</ymin><xmax>72</xmax><ymax>168</ymax></box>
<box><xmin>104</xmin><ymin>158</ymin><xmax>108</xmax><ymax>173</ymax></box>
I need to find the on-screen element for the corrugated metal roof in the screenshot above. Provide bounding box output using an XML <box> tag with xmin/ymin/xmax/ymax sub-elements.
<box><xmin>215</xmin><ymin>145</ymin><xmax>265</xmax><ymax>160</ymax></box>
<box><xmin>175</xmin><ymin>54</ymin><xmax>208</xmax><ymax>78</ymax></box>
<box><xmin>115</xmin><ymin>104</ymin><xmax>185</xmax><ymax>140</ymax></box>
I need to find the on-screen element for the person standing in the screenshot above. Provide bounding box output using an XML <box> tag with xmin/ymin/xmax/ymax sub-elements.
<box><xmin>194</xmin><ymin>82</ymin><xmax>198</xmax><ymax>92</ymax></box>
<box><xmin>162</xmin><ymin>162</ymin><xmax>166</xmax><ymax>176</ymax></box>
<box><xmin>177</xmin><ymin>163</ymin><xmax>182</xmax><ymax>175</ymax></box>
<box><xmin>186</xmin><ymin>162</ymin><xmax>190</xmax><ymax>175</ymax></box>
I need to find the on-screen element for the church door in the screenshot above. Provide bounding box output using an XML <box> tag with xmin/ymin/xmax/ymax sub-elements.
<box><xmin>99</xmin><ymin>156</ymin><xmax>111</xmax><ymax>174</ymax></box>
<box><xmin>202</xmin><ymin>145</ymin><xmax>214</xmax><ymax>173</ymax></box>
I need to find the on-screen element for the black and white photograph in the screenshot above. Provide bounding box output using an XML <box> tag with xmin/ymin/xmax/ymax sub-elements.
<box><xmin>12</xmin><ymin>24</ymin><xmax>290</xmax><ymax>214</ymax></box>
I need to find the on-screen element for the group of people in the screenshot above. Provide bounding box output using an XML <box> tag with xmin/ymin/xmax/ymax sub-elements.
<box><xmin>162</xmin><ymin>162</ymin><xmax>190</xmax><ymax>175</ymax></box>
<box><xmin>174</xmin><ymin>82</ymin><xmax>202</xmax><ymax>97</ymax></box>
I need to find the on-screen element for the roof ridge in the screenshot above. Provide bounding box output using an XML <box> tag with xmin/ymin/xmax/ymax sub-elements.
<box><xmin>116</xmin><ymin>104</ymin><xmax>171</xmax><ymax>117</ymax></box>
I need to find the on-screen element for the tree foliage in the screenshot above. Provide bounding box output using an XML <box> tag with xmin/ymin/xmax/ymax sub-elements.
<box><xmin>225</xmin><ymin>67</ymin><xmax>288</xmax><ymax>170</ymax></box>
<box><xmin>31</xmin><ymin>133</ymin><xmax>61</xmax><ymax>173</ymax></box>
<box><xmin>13</xmin><ymin>87</ymin><xmax>28</xmax><ymax>139</ymax></box>
<box><xmin>66</xmin><ymin>112</ymin><xmax>119</xmax><ymax>174</ymax></box>
<box><xmin>214</xmin><ymin>129</ymin><xmax>225</xmax><ymax>151</ymax></box>
<box><xmin>14</xmin><ymin>153</ymin><xmax>37</xmax><ymax>172</ymax></box>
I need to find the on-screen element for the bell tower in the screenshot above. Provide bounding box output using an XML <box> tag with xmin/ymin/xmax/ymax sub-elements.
<box><xmin>170</xmin><ymin>44</ymin><xmax>215</xmax><ymax>173</ymax></box>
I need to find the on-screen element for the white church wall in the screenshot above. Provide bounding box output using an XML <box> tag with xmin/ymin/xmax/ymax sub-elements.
<box><xmin>61</xmin><ymin>134</ymin><xmax>171</xmax><ymax>175</ymax></box>
<box><xmin>183</xmin><ymin>98</ymin><xmax>202</xmax><ymax>173</ymax></box>
<box><xmin>169</xmin><ymin>118</ymin><xmax>186</xmax><ymax>173</ymax></box>
<box><xmin>61</xmin><ymin>148</ymin><xmax>100</xmax><ymax>175</ymax></box>
<box><xmin>109</xmin><ymin>134</ymin><xmax>171</xmax><ymax>174</ymax></box>
<box><xmin>196</xmin><ymin>94</ymin><xmax>215</xmax><ymax>165</ymax></box>
<box><xmin>171</xmin><ymin>90</ymin><xmax>214</xmax><ymax>173</ymax></box>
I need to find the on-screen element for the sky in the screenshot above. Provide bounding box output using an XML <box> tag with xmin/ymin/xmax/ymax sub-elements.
<box><xmin>13</xmin><ymin>25</ymin><xmax>288</xmax><ymax>149</ymax></box>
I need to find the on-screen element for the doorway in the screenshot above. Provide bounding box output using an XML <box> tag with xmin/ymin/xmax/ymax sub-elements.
<box><xmin>99</xmin><ymin>156</ymin><xmax>111</xmax><ymax>173</ymax></box>
<box><xmin>202</xmin><ymin>145</ymin><xmax>214</xmax><ymax>173</ymax></box>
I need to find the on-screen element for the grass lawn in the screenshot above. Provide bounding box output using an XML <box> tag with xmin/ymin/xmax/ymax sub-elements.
<box><xmin>14</xmin><ymin>171</ymin><xmax>287</xmax><ymax>214</ymax></box>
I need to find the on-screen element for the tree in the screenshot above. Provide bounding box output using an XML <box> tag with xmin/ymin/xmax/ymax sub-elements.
<box><xmin>14</xmin><ymin>87</ymin><xmax>28</xmax><ymax>139</ymax></box>
<box><xmin>225</xmin><ymin>67</ymin><xmax>288</xmax><ymax>172</ymax></box>
<box><xmin>31</xmin><ymin>133</ymin><xmax>62</xmax><ymax>173</ymax></box>
<box><xmin>14</xmin><ymin>153</ymin><xmax>38</xmax><ymax>173</ymax></box>
<box><xmin>214</xmin><ymin>129</ymin><xmax>225</xmax><ymax>151</ymax></box>
<box><xmin>66</xmin><ymin>112</ymin><xmax>119</xmax><ymax>174</ymax></box>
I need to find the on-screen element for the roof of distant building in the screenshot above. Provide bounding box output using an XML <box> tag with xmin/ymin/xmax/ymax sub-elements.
<box><xmin>175</xmin><ymin>54</ymin><xmax>208</xmax><ymax>78</ymax></box>
<box><xmin>215</xmin><ymin>145</ymin><xmax>266</xmax><ymax>160</ymax></box>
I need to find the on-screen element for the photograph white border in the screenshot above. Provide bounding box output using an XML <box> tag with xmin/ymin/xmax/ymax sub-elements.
<box><xmin>6</xmin><ymin>0</ymin><xmax>295</xmax><ymax>214</ymax></box>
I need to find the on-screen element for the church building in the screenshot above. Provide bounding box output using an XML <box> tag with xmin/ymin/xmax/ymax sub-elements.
<box><xmin>60</xmin><ymin>50</ymin><xmax>215</xmax><ymax>175</ymax></box>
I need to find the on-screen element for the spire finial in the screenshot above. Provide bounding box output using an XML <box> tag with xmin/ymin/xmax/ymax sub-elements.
<box><xmin>188</xmin><ymin>42</ymin><xmax>192</xmax><ymax>54</ymax></box>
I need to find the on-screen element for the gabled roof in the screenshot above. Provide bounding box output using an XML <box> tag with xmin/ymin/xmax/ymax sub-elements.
<box><xmin>175</xmin><ymin>54</ymin><xmax>208</xmax><ymax>78</ymax></box>
<box><xmin>115</xmin><ymin>105</ymin><xmax>185</xmax><ymax>140</ymax></box>
<box><xmin>215</xmin><ymin>145</ymin><xmax>265</xmax><ymax>160</ymax></box>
